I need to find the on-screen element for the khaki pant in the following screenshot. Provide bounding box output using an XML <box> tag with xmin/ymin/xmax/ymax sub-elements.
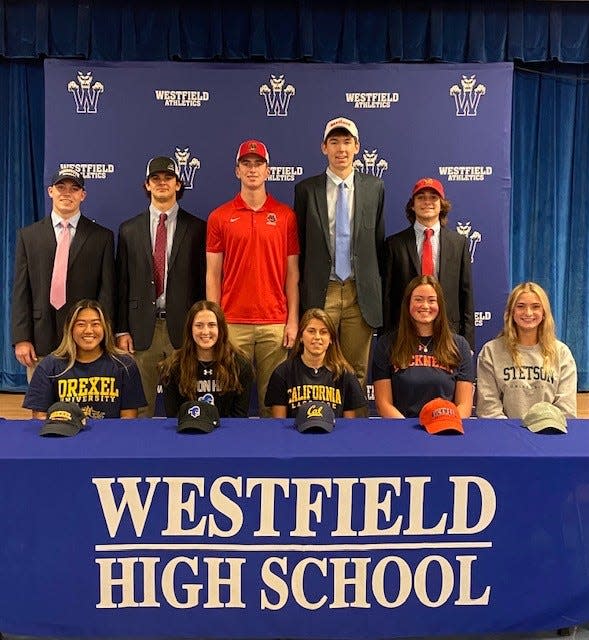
<box><xmin>324</xmin><ymin>280</ymin><xmax>373</xmax><ymax>412</ymax></box>
<box><xmin>133</xmin><ymin>319</ymin><xmax>174</xmax><ymax>418</ymax></box>
<box><xmin>228</xmin><ymin>323</ymin><xmax>287</xmax><ymax>417</ymax></box>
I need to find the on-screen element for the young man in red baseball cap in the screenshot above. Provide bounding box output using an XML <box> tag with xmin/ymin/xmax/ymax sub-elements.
<box><xmin>383</xmin><ymin>177</ymin><xmax>474</xmax><ymax>350</ymax></box>
<box><xmin>206</xmin><ymin>140</ymin><xmax>300</xmax><ymax>416</ymax></box>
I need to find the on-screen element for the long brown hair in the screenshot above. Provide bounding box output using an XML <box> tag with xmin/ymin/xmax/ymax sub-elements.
<box><xmin>499</xmin><ymin>282</ymin><xmax>557</xmax><ymax>370</ymax></box>
<box><xmin>290</xmin><ymin>308</ymin><xmax>353</xmax><ymax>379</ymax></box>
<box><xmin>391</xmin><ymin>275</ymin><xmax>460</xmax><ymax>369</ymax></box>
<box><xmin>52</xmin><ymin>299</ymin><xmax>128</xmax><ymax>374</ymax></box>
<box><xmin>159</xmin><ymin>300</ymin><xmax>251</xmax><ymax>398</ymax></box>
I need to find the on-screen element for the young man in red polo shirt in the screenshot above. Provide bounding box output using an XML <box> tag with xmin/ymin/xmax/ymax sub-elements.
<box><xmin>206</xmin><ymin>140</ymin><xmax>299</xmax><ymax>416</ymax></box>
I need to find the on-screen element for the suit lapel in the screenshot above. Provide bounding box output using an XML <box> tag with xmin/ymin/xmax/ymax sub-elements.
<box><xmin>168</xmin><ymin>209</ymin><xmax>187</xmax><ymax>271</ymax></box>
<box><xmin>140</xmin><ymin>210</ymin><xmax>153</xmax><ymax>265</ymax></box>
<box><xmin>404</xmin><ymin>227</ymin><xmax>421</xmax><ymax>275</ymax></box>
<box><xmin>352</xmin><ymin>172</ymin><xmax>362</xmax><ymax>246</ymax></box>
<box><xmin>313</xmin><ymin>176</ymin><xmax>331</xmax><ymax>254</ymax></box>
<box><xmin>68</xmin><ymin>215</ymin><xmax>90</xmax><ymax>266</ymax></box>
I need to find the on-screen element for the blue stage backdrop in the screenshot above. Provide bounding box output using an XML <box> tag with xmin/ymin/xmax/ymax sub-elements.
<box><xmin>44</xmin><ymin>60</ymin><xmax>512</xmax><ymax>352</ymax></box>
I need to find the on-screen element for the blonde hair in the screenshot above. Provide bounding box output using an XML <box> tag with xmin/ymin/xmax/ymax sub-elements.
<box><xmin>291</xmin><ymin>308</ymin><xmax>353</xmax><ymax>379</ymax></box>
<box><xmin>52</xmin><ymin>299</ymin><xmax>128</xmax><ymax>375</ymax></box>
<box><xmin>499</xmin><ymin>282</ymin><xmax>556</xmax><ymax>370</ymax></box>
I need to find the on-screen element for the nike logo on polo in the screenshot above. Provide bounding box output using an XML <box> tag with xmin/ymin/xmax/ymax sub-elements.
<box><xmin>230</xmin><ymin>217</ymin><xmax>240</xmax><ymax>223</ymax></box>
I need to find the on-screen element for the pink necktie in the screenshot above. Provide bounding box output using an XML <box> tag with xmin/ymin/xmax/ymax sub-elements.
<box><xmin>50</xmin><ymin>221</ymin><xmax>71</xmax><ymax>310</ymax></box>
<box><xmin>422</xmin><ymin>228</ymin><xmax>434</xmax><ymax>276</ymax></box>
<box><xmin>153</xmin><ymin>213</ymin><xmax>168</xmax><ymax>298</ymax></box>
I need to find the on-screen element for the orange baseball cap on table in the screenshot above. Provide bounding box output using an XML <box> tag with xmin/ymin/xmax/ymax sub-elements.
<box><xmin>419</xmin><ymin>398</ymin><xmax>464</xmax><ymax>435</ymax></box>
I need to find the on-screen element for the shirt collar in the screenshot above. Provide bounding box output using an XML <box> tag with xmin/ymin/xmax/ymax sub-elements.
<box><xmin>414</xmin><ymin>219</ymin><xmax>441</xmax><ymax>235</ymax></box>
<box><xmin>233</xmin><ymin>192</ymin><xmax>272</xmax><ymax>211</ymax></box>
<box><xmin>326</xmin><ymin>167</ymin><xmax>355</xmax><ymax>189</ymax></box>
<box><xmin>51</xmin><ymin>211</ymin><xmax>81</xmax><ymax>228</ymax></box>
<box><xmin>150</xmin><ymin>202</ymin><xmax>179</xmax><ymax>221</ymax></box>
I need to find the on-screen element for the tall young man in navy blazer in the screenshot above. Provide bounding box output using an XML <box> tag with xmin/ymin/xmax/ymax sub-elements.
<box><xmin>12</xmin><ymin>168</ymin><xmax>115</xmax><ymax>379</ymax></box>
<box><xmin>383</xmin><ymin>177</ymin><xmax>474</xmax><ymax>350</ymax></box>
<box><xmin>294</xmin><ymin>117</ymin><xmax>385</xmax><ymax>395</ymax></box>
<box><xmin>116</xmin><ymin>157</ymin><xmax>206</xmax><ymax>416</ymax></box>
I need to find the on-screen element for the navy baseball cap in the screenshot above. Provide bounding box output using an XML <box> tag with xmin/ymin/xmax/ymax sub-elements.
<box><xmin>50</xmin><ymin>168</ymin><xmax>85</xmax><ymax>188</ymax></box>
<box><xmin>295</xmin><ymin>401</ymin><xmax>336</xmax><ymax>433</ymax></box>
<box><xmin>40</xmin><ymin>402</ymin><xmax>86</xmax><ymax>437</ymax></box>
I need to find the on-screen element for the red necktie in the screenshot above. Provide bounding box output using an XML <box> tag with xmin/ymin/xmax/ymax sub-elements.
<box><xmin>153</xmin><ymin>213</ymin><xmax>168</xmax><ymax>298</ymax></box>
<box><xmin>50</xmin><ymin>221</ymin><xmax>71</xmax><ymax>310</ymax></box>
<box><xmin>421</xmin><ymin>228</ymin><xmax>434</xmax><ymax>276</ymax></box>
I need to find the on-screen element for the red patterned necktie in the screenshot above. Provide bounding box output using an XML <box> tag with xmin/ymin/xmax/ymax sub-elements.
<box><xmin>153</xmin><ymin>213</ymin><xmax>168</xmax><ymax>298</ymax></box>
<box><xmin>49</xmin><ymin>221</ymin><xmax>71</xmax><ymax>310</ymax></box>
<box><xmin>421</xmin><ymin>228</ymin><xmax>434</xmax><ymax>276</ymax></box>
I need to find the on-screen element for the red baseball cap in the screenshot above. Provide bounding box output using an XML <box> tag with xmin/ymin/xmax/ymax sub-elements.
<box><xmin>236</xmin><ymin>139</ymin><xmax>270</xmax><ymax>163</ymax></box>
<box><xmin>419</xmin><ymin>398</ymin><xmax>464</xmax><ymax>435</ymax></box>
<box><xmin>412</xmin><ymin>177</ymin><xmax>445</xmax><ymax>199</ymax></box>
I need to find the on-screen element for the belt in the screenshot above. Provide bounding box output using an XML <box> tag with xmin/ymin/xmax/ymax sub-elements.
<box><xmin>155</xmin><ymin>309</ymin><xmax>167</xmax><ymax>319</ymax></box>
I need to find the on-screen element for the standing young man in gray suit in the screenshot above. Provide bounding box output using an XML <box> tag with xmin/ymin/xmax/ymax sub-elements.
<box><xmin>116</xmin><ymin>156</ymin><xmax>206</xmax><ymax>416</ymax></box>
<box><xmin>294</xmin><ymin>117</ymin><xmax>385</xmax><ymax>394</ymax></box>
<box><xmin>12</xmin><ymin>167</ymin><xmax>115</xmax><ymax>379</ymax></box>
<box><xmin>383</xmin><ymin>177</ymin><xmax>474</xmax><ymax>350</ymax></box>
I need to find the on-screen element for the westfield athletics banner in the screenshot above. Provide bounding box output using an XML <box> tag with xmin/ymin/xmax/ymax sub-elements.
<box><xmin>44</xmin><ymin>60</ymin><xmax>512</xmax><ymax>352</ymax></box>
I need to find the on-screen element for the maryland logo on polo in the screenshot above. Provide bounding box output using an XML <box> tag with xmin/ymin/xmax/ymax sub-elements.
<box><xmin>173</xmin><ymin>147</ymin><xmax>200</xmax><ymax>190</ymax></box>
<box><xmin>353</xmin><ymin>149</ymin><xmax>389</xmax><ymax>178</ymax></box>
<box><xmin>67</xmin><ymin>71</ymin><xmax>104</xmax><ymax>114</ymax></box>
<box><xmin>259</xmin><ymin>74</ymin><xmax>296</xmax><ymax>117</ymax></box>
<box><xmin>449</xmin><ymin>74</ymin><xmax>486</xmax><ymax>117</ymax></box>
<box><xmin>456</xmin><ymin>221</ymin><xmax>482</xmax><ymax>264</ymax></box>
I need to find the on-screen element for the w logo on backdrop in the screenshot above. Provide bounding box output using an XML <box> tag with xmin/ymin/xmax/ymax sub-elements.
<box><xmin>456</xmin><ymin>221</ymin><xmax>482</xmax><ymax>263</ymax></box>
<box><xmin>353</xmin><ymin>149</ymin><xmax>389</xmax><ymax>178</ymax></box>
<box><xmin>67</xmin><ymin>71</ymin><xmax>104</xmax><ymax>114</ymax></box>
<box><xmin>259</xmin><ymin>74</ymin><xmax>296</xmax><ymax>117</ymax></box>
<box><xmin>449</xmin><ymin>75</ymin><xmax>486</xmax><ymax>117</ymax></box>
<box><xmin>174</xmin><ymin>147</ymin><xmax>200</xmax><ymax>190</ymax></box>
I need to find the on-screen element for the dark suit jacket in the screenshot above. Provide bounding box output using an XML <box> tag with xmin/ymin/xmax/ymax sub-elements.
<box><xmin>116</xmin><ymin>208</ymin><xmax>206</xmax><ymax>351</ymax></box>
<box><xmin>11</xmin><ymin>215</ymin><xmax>115</xmax><ymax>356</ymax></box>
<box><xmin>294</xmin><ymin>171</ymin><xmax>386</xmax><ymax>329</ymax></box>
<box><xmin>383</xmin><ymin>225</ymin><xmax>475</xmax><ymax>349</ymax></box>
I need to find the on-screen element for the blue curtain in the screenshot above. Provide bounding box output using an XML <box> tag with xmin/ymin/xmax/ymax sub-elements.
<box><xmin>0</xmin><ymin>62</ymin><xmax>44</xmax><ymax>389</ymax></box>
<box><xmin>512</xmin><ymin>62</ymin><xmax>589</xmax><ymax>387</ymax></box>
<box><xmin>2</xmin><ymin>1</ymin><xmax>589</xmax><ymax>388</ymax></box>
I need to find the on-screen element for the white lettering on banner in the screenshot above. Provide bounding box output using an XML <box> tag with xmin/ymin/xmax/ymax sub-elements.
<box><xmin>93</xmin><ymin>475</ymin><xmax>496</xmax><ymax>538</ymax></box>
<box><xmin>92</xmin><ymin>474</ymin><xmax>495</xmax><ymax>611</ymax></box>
<box><xmin>268</xmin><ymin>166</ymin><xmax>304</xmax><ymax>182</ymax></box>
<box><xmin>345</xmin><ymin>92</ymin><xmax>399</xmax><ymax>108</ymax></box>
<box><xmin>94</xmin><ymin>553</ymin><xmax>490</xmax><ymax>610</ymax></box>
<box><xmin>60</xmin><ymin>163</ymin><xmax>115</xmax><ymax>180</ymax></box>
<box><xmin>438</xmin><ymin>166</ymin><xmax>493</xmax><ymax>181</ymax></box>
<box><xmin>154</xmin><ymin>89</ymin><xmax>210</xmax><ymax>107</ymax></box>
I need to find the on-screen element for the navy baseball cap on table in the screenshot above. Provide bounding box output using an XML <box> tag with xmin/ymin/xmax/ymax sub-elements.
<box><xmin>40</xmin><ymin>402</ymin><xmax>86</xmax><ymax>437</ymax></box>
<box><xmin>295</xmin><ymin>401</ymin><xmax>336</xmax><ymax>433</ymax></box>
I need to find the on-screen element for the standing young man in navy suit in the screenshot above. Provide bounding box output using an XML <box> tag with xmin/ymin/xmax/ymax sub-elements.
<box><xmin>383</xmin><ymin>178</ymin><xmax>474</xmax><ymax>350</ymax></box>
<box><xmin>294</xmin><ymin>117</ymin><xmax>385</xmax><ymax>396</ymax></box>
<box><xmin>116</xmin><ymin>157</ymin><xmax>206</xmax><ymax>416</ymax></box>
<box><xmin>12</xmin><ymin>168</ymin><xmax>115</xmax><ymax>379</ymax></box>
